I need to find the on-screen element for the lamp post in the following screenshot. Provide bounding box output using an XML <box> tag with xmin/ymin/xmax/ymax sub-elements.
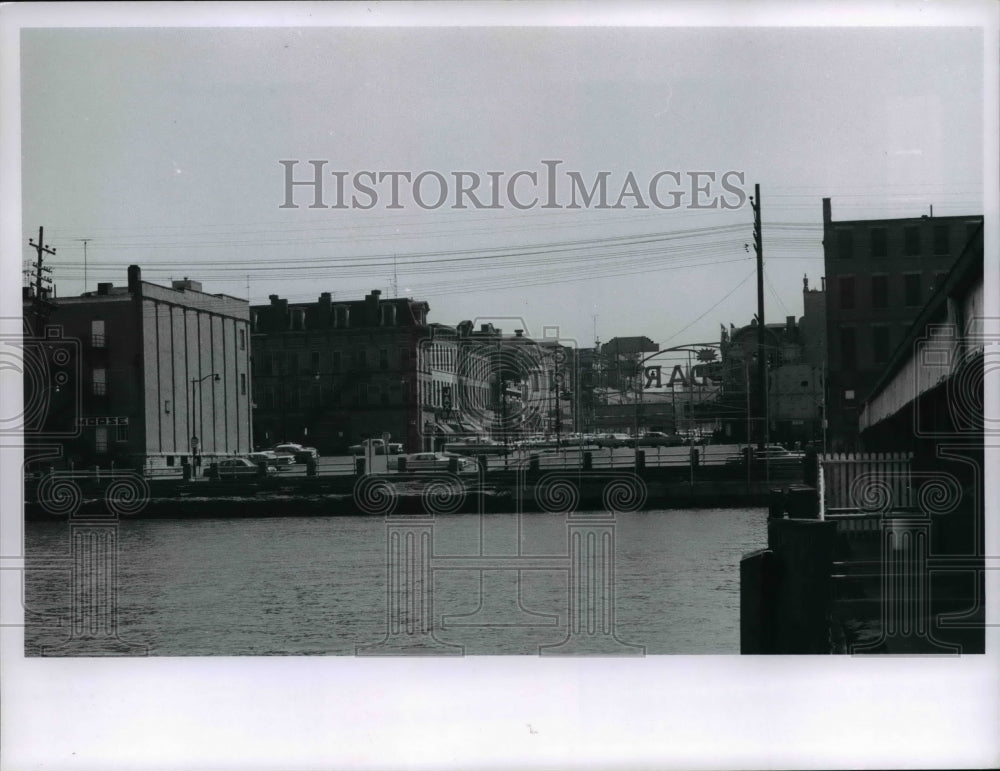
<box><xmin>190</xmin><ymin>373</ymin><xmax>220</xmax><ymax>463</ymax></box>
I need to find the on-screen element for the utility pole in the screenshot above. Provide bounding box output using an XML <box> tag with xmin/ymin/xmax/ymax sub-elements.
<box><xmin>751</xmin><ymin>184</ymin><xmax>766</xmax><ymax>452</ymax></box>
<box><xmin>28</xmin><ymin>226</ymin><xmax>56</xmax><ymax>301</ymax></box>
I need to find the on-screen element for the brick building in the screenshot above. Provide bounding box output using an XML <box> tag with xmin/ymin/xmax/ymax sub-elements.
<box><xmin>822</xmin><ymin>198</ymin><xmax>982</xmax><ymax>448</ymax></box>
<box><xmin>22</xmin><ymin>266</ymin><xmax>253</xmax><ymax>471</ymax></box>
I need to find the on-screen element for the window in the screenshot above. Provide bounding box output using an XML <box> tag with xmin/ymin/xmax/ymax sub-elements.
<box><xmin>870</xmin><ymin>228</ymin><xmax>887</xmax><ymax>258</ymax></box>
<box><xmin>332</xmin><ymin>351</ymin><xmax>342</xmax><ymax>372</ymax></box>
<box><xmin>872</xmin><ymin>326</ymin><xmax>890</xmax><ymax>365</ymax></box>
<box><xmin>116</xmin><ymin>423</ymin><xmax>129</xmax><ymax>442</ymax></box>
<box><xmin>933</xmin><ymin>224</ymin><xmax>950</xmax><ymax>256</ymax></box>
<box><xmin>261</xmin><ymin>353</ymin><xmax>273</xmax><ymax>376</ymax></box>
<box><xmin>334</xmin><ymin>305</ymin><xmax>350</xmax><ymax>328</ymax></box>
<box><xmin>239</xmin><ymin>328</ymin><xmax>246</xmax><ymax>351</ymax></box>
<box><xmin>836</xmin><ymin>229</ymin><xmax>853</xmax><ymax>260</ymax></box>
<box><xmin>380</xmin><ymin>388</ymin><xmax>389</xmax><ymax>405</ymax></box>
<box><xmin>166</xmin><ymin>455</ymin><xmax>175</xmax><ymax>467</ymax></box>
<box><xmin>871</xmin><ymin>275</ymin><xmax>888</xmax><ymax>309</ymax></box>
<box><xmin>353</xmin><ymin>348</ymin><xmax>366</xmax><ymax>369</ymax></box>
<box><xmin>838</xmin><ymin>276</ymin><xmax>855</xmax><ymax>310</ymax></box>
<box><xmin>95</xmin><ymin>427</ymin><xmax>108</xmax><ymax>453</ymax></box>
<box><xmin>933</xmin><ymin>272</ymin><xmax>949</xmax><ymax>294</ymax></box>
<box><xmin>903</xmin><ymin>225</ymin><xmax>920</xmax><ymax>256</ymax></box>
<box><xmin>381</xmin><ymin>304</ymin><xmax>396</xmax><ymax>326</ymax></box>
<box><xmin>91</xmin><ymin>319</ymin><xmax>106</xmax><ymax>348</ymax></box>
<box><xmin>240</xmin><ymin>373</ymin><xmax>247</xmax><ymax>395</ymax></box>
<box><xmin>264</xmin><ymin>387</ymin><xmax>275</xmax><ymax>409</ymax></box>
<box><xmin>311</xmin><ymin>351</ymin><xmax>320</xmax><ymax>372</ymax></box>
<box><xmin>358</xmin><ymin>383</ymin><xmax>369</xmax><ymax>405</ymax></box>
<box><xmin>904</xmin><ymin>274</ymin><xmax>922</xmax><ymax>307</ymax></box>
<box><xmin>92</xmin><ymin>367</ymin><xmax>107</xmax><ymax>396</ymax></box>
<box><xmin>840</xmin><ymin>327</ymin><xmax>857</xmax><ymax>371</ymax></box>
<box><xmin>379</xmin><ymin>348</ymin><xmax>389</xmax><ymax>370</ymax></box>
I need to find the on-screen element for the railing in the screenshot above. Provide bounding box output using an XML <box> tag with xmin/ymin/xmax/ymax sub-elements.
<box><xmin>818</xmin><ymin>452</ymin><xmax>913</xmax><ymax>520</ymax></box>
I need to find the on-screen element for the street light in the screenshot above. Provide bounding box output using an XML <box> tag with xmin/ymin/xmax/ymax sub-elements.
<box><xmin>190</xmin><ymin>373</ymin><xmax>220</xmax><ymax>461</ymax></box>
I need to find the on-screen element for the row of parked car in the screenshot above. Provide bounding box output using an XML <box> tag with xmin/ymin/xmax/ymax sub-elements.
<box><xmin>205</xmin><ymin>443</ymin><xmax>320</xmax><ymax>478</ymax></box>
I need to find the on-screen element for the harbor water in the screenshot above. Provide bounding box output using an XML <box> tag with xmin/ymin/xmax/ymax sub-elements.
<box><xmin>23</xmin><ymin>507</ymin><xmax>767</xmax><ymax>655</ymax></box>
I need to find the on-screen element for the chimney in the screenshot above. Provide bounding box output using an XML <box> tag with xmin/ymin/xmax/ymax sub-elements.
<box><xmin>365</xmin><ymin>289</ymin><xmax>381</xmax><ymax>325</ymax></box>
<box><xmin>515</xmin><ymin>329</ymin><xmax>524</xmax><ymax>337</ymax></box>
<box><xmin>822</xmin><ymin>197</ymin><xmax>832</xmax><ymax>225</ymax></box>
<box><xmin>786</xmin><ymin>315</ymin><xmax>795</xmax><ymax>334</ymax></box>
<box><xmin>97</xmin><ymin>282</ymin><xmax>113</xmax><ymax>295</ymax></box>
<box><xmin>127</xmin><ymin>265</ymin><xmax>141</xmax><ymax>294</ymax></box>
<box><xmin>821</xmin><ymin>276</ymin><xmax>827</xmax><ymax>292</ymax></box>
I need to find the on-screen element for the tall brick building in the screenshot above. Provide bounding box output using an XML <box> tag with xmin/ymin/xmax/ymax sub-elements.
<box><xmin>822</xmin><ymin>198</ymin><xmax>982</xmax><ymax>449</ymax></box>
<box><xmin>22</xmin><ymin>266</ymin><xmax>253</xmax><ymax>471</ymax></box>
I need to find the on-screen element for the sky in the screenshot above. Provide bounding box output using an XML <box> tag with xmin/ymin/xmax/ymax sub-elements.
<box><xmin>17</xmin><ymin>18</ymin><xmax>986</xmax><ymax>356</ymax></box>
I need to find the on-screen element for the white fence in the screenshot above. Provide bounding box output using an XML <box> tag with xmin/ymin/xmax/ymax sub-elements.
<box><xmin>818</xmin><ymin>452</ymin><xmax>913</xmax><ymax>519</ymax></box>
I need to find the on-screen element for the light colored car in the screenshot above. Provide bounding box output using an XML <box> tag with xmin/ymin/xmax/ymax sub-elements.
<box><xmin>249</xmin><ymin>450</ymin><xmax>294</xmax><ymax>466</ymax></box>
<box><xmin>400</xmin><ymin>452</ymin><xmax>475</xmax><ymax>472</ymax></box>
<box><xmin>206</xmin><ymin>458</ymin><xmax>278</xmax><ymax>478</ymax></box>
<box><xmin>725</xmin><ymin>445</ymin><xmax>806</xmax><ymax>465</ymax></box>
<box><xmin>637</xmin><ymin>431</ymin><xmax>685</xmax><ymax>447</ymax></box>
<box><xmin>271</xmin><ymin>443</ymin><xmax>320</xmax><ymax>463</ymax></box>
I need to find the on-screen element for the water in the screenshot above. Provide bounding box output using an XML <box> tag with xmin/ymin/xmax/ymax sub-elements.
<box><xmin>23</xmin><ymin>508</ymin><xmax>767</xmax><ymax>655</ymax></box>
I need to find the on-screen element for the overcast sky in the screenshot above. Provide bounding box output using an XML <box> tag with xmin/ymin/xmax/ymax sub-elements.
<box><xmin>18</xmin><ymin>15</ymin><xmax>986</xmax><ymax>356</ymax></box>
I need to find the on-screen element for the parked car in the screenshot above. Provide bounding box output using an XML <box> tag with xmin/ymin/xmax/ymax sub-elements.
<box><xmin>595</xmin><ymin>433</ymin><xmax>632</xmax><ymax>448</ymax></box>
<box><xmin>444</xmin><ymin>436</ymin><xmax>508</xmax><ymax>455</ymax></box>
<box><xmin>271</xmin><ymin>443</ymin><xmax>320</xmax><ymax>463</ymax></box>
<box><xmin>249</xmin><ymin>450</ymin><xmax>294</xmax><ymax>467</ymax></box>
<box><xmin>400</xmin><ymin>452</ymin><xmax>475</xmax><ymax>472</ymax></box>
<box><xmin>725</xmin><ymin>445</ymin><xmax>805</xmax><ymax>465</ymax></box>
<box><xmin>348</xmin><ymin>438</ymin><xmax>404</xmax><ymax>456</ymax></box>
<box><xmin>206</xmin><ymin>458</ymin><xmax>278</xmax><ymax>478</ymax></box>
<box><xmin>636</xmin><ymin>431</ymin><xmax>686</xmax><ymax>447</ymax></box>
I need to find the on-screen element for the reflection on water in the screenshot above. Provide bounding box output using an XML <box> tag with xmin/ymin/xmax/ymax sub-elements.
<box><xmin>24</xmin><ymin>508</ymin><xmax>767</xmax><ymax>655</ymax></box>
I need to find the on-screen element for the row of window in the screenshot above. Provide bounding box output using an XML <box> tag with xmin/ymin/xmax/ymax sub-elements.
<box><xmin>257</xmin><ymin>347</ymin><xmax>402</xmax><ymax>375</ymax></box>
<box><xmin>838</xmin><ymin>325</ymin><xmax>898</xmax><ymax>371</ymax></box>
<box><xmin>837</xmin><ymin>272</ymin><xmax>947</xmax><ymax>311</ymax></box>
<box><xmin>252</xmin><ymin>304</ymin><xmax>400</xmax><ymax>332</ymax></box>
<box><xmin>834</xmin><ymin>222</ymin><xmax>976</xmax><ymax>260</ymax></box>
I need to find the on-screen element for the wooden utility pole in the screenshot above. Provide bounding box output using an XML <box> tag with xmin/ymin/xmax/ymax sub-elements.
<box><xmin>28</xmin><ymin>226</ymin><xmax>56</xmax><ymax>300</ymax></box>
<box><xmin>751</xmin><ymin>185</ymin><xmax>766</xmax><ymax>451</ymax></box>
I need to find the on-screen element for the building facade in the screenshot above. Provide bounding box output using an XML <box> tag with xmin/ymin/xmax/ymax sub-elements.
<box><xmin>251</xmin><ymin>290</ymin><xmax>431</xmax><ymax>453</ymax></box>
<box><xmin>822</xmin><ymin>198</ymin><xmax>982</xmax><ymax>448</ymax></box>
<box><xmin>23</xmin><ymin>266</ymin><xmax>252</xmax><ymax>471</ymax></box>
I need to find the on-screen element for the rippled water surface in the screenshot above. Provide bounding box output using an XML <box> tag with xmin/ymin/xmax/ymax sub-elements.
<box><xmin>24</xmin><ymin>508</ymin><xmax>767</xmax><ymax>655</ymax></box>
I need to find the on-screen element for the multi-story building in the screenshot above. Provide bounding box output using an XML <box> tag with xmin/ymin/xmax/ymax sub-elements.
<box><xmin>714</xmin><ymin>276</ymin><xmax>826</xmax><ymax>446</ymax></box>
<box><xmin>251</xmin><ymin>289</ymin><xmax>431</xmax><ymax>453</ymax></box>
<box><xmin>822</xmin><ymin>198</ymin><xmax>982</xmax><ymax>448</ymax></box>
<box><xmin>22</xmin><ymin>266</ymin><xmax>252</xmax><ymax>471</ymax></box>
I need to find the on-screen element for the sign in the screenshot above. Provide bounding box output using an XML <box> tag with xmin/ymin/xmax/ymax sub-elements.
<box><xmin>76</xmin><ymin>416</ymin><xmax>129</xmax><ymax>426</ymax></box>
<box><xmin>442</xmin><ymin>385</ymin><xmax>452</xmax><ymax>411</ymax></box>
